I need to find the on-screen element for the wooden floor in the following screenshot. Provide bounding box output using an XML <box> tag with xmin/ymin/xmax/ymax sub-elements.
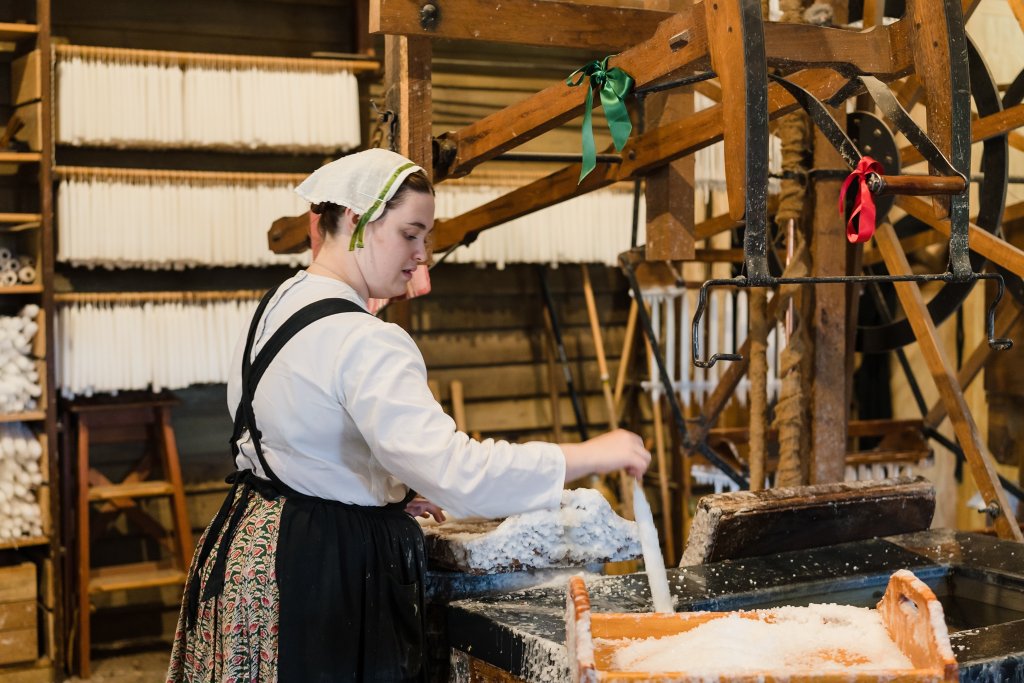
<box><xmin>63</xmin><ymin>648</ymin><xmax>170</xmax><ymax>683</ymax></box>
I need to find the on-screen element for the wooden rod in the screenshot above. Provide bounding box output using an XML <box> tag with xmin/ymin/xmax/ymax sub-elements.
<box><xmin>875</xmin><ymin>221</ymin><xmax>1022</xmax><ymax>542</ymax></box>
<box><xmin>581</xmin><ymin>263</ymin><xmax>634</xmax><ymax>519</ymax></box>
<box><xmin>54</xmin><ymin>290</ymin><xmax>264</xmax><ymax>304</ymax></box>
<box><xmin>54</xmin><ymin>166</ymin><xmax>306</xmax><ymax>185</ymax></box>
<box><xmin>55</xmin><ymin>44</ymin><xmax>380</xmax><ymax>74</ymax></box>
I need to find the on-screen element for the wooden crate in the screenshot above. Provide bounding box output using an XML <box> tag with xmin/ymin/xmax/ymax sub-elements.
<box><xmin>0</xmin><ymin>563</ymin><xmax>37</xmax><ymax>667</ymax></box>
<box><xmin>566</xmin><ymin>570</ymin><xmax>958</xmax><ymax>683</ymax></box>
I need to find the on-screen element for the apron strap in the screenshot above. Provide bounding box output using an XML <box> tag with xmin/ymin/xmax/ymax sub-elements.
<box><xmin>186</xmin><ymin>288</ymin><xmax>368</xmax><ymax>630</ymax></box>
<box><xmin>234</xmin><ymin>296</ymin><xmax>367</xmax><ymax>490</ymax></box>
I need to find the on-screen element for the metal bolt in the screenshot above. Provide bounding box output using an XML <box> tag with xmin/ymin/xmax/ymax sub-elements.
<box><xmin>420</xmin><ymin>3</ymin><xmax>439</xmax><ymax>30</ymax></box>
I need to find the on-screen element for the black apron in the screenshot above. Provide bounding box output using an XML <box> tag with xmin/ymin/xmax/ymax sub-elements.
<box><xmin>186</xmin><ymin>285</ymin><xmax>428</xmax><ymax>682</ymax></box>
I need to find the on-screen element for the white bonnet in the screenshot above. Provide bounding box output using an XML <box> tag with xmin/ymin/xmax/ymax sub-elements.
<box><xmin>295</xmin><ymin>148</ymin><xmax>425</xmax><ymax>249</ymax></box>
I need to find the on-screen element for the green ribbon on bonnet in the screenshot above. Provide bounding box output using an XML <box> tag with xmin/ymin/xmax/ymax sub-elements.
<box><xmin>566</xmin><ymin>56</ymin><xmax>635</xmax><ymax>184</ymax></box>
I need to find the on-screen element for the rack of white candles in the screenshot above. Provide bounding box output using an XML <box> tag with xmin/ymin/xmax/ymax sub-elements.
<box><xmin>55</xmin><ymin>45</ymin><xmax>370</xmax><ymax>152</ymax></box>
<box><xmin>435</xmin><ymin>180</ymin><xmax>648</xmax><ymax>268</ymax></box>
<box><xmin>55</xmin><ymin>291</ymin><xmax>261</xmax><ymax>398</ymax></box>
<box><xmin>0</xmin><ymin>422</ymin><xmax>44</xmax><ymax>540</ymax></box>
<box><xmin>55</xmin><ymin>167</ymin><xmax>312</xmax><ymax>269</ymax></box>
<box><xmin>638</xmin><ymin>287</ymin><xmax>783</xmax><ymax>412</ymax></box>
<box><xmin>0</xmin><ymin>305</ymin><xmax>42</xmax><ymax>414</ymax></box>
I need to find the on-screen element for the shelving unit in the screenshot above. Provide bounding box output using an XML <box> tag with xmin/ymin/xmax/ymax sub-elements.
<box><xmin>0</xmin><ymin>0</ymin><xmax>57</xmax><ymax>680</ymax></box>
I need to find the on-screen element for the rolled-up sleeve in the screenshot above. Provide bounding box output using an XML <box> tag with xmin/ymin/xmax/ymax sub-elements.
<box><xmin>336</xmin><ymin>321</ymin><xmax>566</xmax><ymax>519</ymax></box>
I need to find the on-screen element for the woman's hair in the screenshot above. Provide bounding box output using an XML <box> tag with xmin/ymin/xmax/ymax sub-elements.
<box><xmin>313</xmin><ymin>169</ymin><xmax>434</xmax><ymax>239</ymax></box>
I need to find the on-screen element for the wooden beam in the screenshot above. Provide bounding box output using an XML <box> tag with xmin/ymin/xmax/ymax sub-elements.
<box><xmin>810</xmin><ymin>109</ymin><xmax>848</xmax><ymax>484</ymax></box>
<box><xmin>385</xmin><ymin>35</ymin><xmax>433</xmax><ymax>170</ymax></box>
<box><xmin>370</xmin><ymin>0</ymin><xmax>670</xmax><ymax>51</ymax></box>
<box><xmin>924</xmin><ymin>304</ymin><xmax>1024</xmax><ymax>430</ymax></box>
<box><xmin>434</xmin><ymin>68</ymin><xmax>849</xmax><ymax>251</ymax></box>
<box><xmin>1009</xmin><ymin>0</ymin><xmax>1024</xmax><ymax>35</ymax></box>
<box><xmin>431</xmin><ymin>6</ymin><xmax>908</xmax><ymax>180</ymax></box>
<box><xmin>680</xmin><ymin>477</ymin><xmax>937</xmax><ymax>566</ymax></box>
<box><xmin>896</xmin><ymin>195</ymin><xmax>1024</xmax><ymax>281</ymax></box>
<box><xmin>372</xmin><ymin>0</ymin><xmax>903</xmax><ymax>72</ymax></box>
<box><xmin>433</xmin><ymin>3</ymin><xmax>710</xmax><ymax>179</ymax></box>
<box><xmin>900</xmin><ymin>103</ymin><xmax>1024</xmax><ymax>167</ymax></box>
<box><xmin>875</xmin><ymin>222</ymin><xmax>1022</xmax><ymax>542</ymax></box>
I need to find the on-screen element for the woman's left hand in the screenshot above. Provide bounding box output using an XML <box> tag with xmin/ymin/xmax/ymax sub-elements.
<box><xmin>405</xmin><ymin>496</ymin><xmax>446</xmax><ymax>523</ymax></box>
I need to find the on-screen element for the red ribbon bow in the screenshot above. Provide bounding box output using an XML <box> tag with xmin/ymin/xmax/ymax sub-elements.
<box><xmin>838</xmin><ymin>156</ymin><xmax>884</xmax><ymax>244</ymax></box>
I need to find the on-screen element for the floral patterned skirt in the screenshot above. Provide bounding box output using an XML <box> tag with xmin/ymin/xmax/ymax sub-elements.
<box><xmin>166</xmin><ymin>478</ymin><xmax>428</xmax><ymax>682</ymax></box>
<box><xmin>167</xmin><ymin>487</ymin><xmax>282</xmax><ymax>683</ymax></box>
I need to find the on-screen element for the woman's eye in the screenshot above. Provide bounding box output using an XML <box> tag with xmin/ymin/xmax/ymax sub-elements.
<box><xmin>403</xmin><ymin>233</ymin><xmax>417</xmax><ymax>242</ymax></box>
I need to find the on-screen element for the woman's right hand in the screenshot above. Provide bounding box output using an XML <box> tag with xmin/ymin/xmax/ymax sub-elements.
<box><xmin>559</xmin><ymin>429</ymin><xmax>651</xmax><ymax>483</ymax></box>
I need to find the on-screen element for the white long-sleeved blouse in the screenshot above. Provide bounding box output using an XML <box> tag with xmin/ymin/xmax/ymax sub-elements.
<box><xmin>227</xmin><ymin>271</ymin><xmax>566</xmax><ymax>519</ymax></box>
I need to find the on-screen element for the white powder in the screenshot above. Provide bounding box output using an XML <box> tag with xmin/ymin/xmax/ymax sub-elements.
<box><xmin>424</xmin><ymin>488</ymin><xmax>640</xmax><ymax>573</ymax></box>
<box><xmin>606</xmin><ymin>603</ymin><xmax>914</xmax><ymax>674</ymax></box>
<box><xmin>631</xmin><ymin>479</ymin><xmax>673</xmax><ymax>613</ymax></box>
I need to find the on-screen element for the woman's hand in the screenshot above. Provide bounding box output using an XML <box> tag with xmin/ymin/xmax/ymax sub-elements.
<box><xmin>559</xmin><ymin>429</ymin><xmax>652</xmax><ymax>483</ymax></box>
<box><xmin>405</xmin><ymin>496</ymin><xmax>446</xmax><ymax>523</ymax></box>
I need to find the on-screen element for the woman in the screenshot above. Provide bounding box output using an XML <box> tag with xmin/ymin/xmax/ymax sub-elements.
<box><xmin>167</xmin><ymin>148</ymin><xmax>651</xmax><ymax>682</ymax></box>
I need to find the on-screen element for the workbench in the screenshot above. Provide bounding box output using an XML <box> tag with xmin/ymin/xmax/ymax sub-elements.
<box><xmin>428</xmin><ymin>530</ymin><xmax>1024</xmax><ymax>682</ymax></box>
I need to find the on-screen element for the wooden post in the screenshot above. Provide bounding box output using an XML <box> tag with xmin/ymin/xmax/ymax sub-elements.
<box><xmin>808</xmin><ymin>111</ymin><xmax>849</xmax><ymax>484</ymax></box>
<box><xmin>642</xmin><ymin>0</ymin><xmax>695</xmax><ymax>261</ymax></box>
<box><xmin>875</xmin><ymin>222</ymin><xmax>1023</xmax><ymax>542</ymax></box>
<box><xmin>384</xmin><ymin>35</ymin><xmax>432</xmax><ymax>331</ymax></box>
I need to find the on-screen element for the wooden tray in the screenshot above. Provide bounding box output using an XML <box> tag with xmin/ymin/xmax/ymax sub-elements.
<box><xmin>566</xmin><ymin>570</ymin><xmax>958</xmax><ymax>682</ymax></box>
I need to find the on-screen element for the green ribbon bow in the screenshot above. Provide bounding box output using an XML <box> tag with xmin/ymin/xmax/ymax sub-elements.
<box><xmin>566</xmin><ymin>56</ymin><xmax>635</xmax><ymax>184</ymax></box>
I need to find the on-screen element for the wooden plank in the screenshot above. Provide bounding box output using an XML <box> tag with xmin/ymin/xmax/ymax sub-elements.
<box><xmin>385</xmin><ymin>34</ymin><xmax>433</xmax><ymax>170</ymax></box>
<box><xmin>899</xmin><ymin>103</ymin><xmax>1024</xmax><ymax>167</ymax></box>
<box><xmin>875</xmin><ymin>222</ymin><xmax>1022</xmax><ymax>542</ymax></box>
<box><xmin>432</xmin><ymin>12</ymin><xmax>906</xmax><ymax>179</ymax></box>
<box><xmin>0</xmin><ymin>564</ymin><xmax>34</xmax><ymax>603</ymax></box>
<box><xmin>370</xmin><ymin>0</ymin><xmax>669</xmax><ymax>51</ymax></box>
<box><xmin>433</xmin><ymin>3</ymin><xmax>709</xmax><ymax>179</ymax></box>
<box><xmin>464</xmin><ymin>393</ymin><xmax>651</xmax><ymax>433</ymax></box>
<box><xmin>0</xmin><ymin>603</ymin><xmax>34</xmax><ymax>633</ymax></box>
<box><xmin>642</xmin><ymin>0</ymin><xmax>695</xmax><ymax>262</ymax></box>
<box><xmin>0</xmin><ymin>630</ymin><xmax>36</xmax><ymax>666</ymax></box>
<box><xmin>416</xmin><ymin>325</ymin><xmax>628</xmax><ymax>367</ymax></box>
<box><xmin>0</xmin><ymin>660</ymin><xmax>51</xmax><ymax>683</ymax></box>
<box><xmin>906</xmin><ymin>0</ymin><xmax>959</xmax><ymax>220</ymax></box>
<box><xmin>924</xmin><ymin>305</ymin><xmax>1023</xmax><ymax>430</ymax></box>
<box><xmin>1010</xmin><ymin>0</ymin><xmax>1024</xmax><ymax>35</ymax></box>
<box><xmin>809</xmin><ymin>111</ymin><xmax>848</xmax><ymax>485</ymax></box>
<box><xmin>704</xmin><ymin>0</ymin><xmax>754</xmax><ymax>222</ymax></box>
<box><xmin>896</xmin><ymin>196</ymin><xmax>1024</xmax><ymax>280</ymax></box>
<box><xmin>427</xmin><ymin>362</ymin><xmax>615</xmax><ymax>401</ymax></box>
<box><xmin>679</xmin><ymin>477</ymin><xmax>936</xmax><ymax>566</ymax></box>
<box><xmin>434</xmin><ymin>68</ymin><xmax>850</xmax><ymax>250</ymax></box>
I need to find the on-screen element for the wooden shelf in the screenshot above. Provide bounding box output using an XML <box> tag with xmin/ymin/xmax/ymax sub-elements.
<box><xmin>89</xmin><ymin>561</ymin><xmax>186</xmax><ymax>593</ymax></box>
<box><xmin>0</xmin><ymin>658</ymin><xmax>53</xmax><ymax>683</ymax></box>
<box><xmin>0</xmin><ymin>152</ymin><xmax>40</xmax><ymax>164</ymax></box>
<box><xmin>0</xmin><ymin>535</ymin><xmax>48</xmax><ymax>550</ymax></box>
<box><xmin>0</xmin><ymin>284</ymin><xmax>43</xmax><ymax>295</ymax></box>
<box><xmin>0</xmin><ymin>411</ymin><xmax>46</xmax><ymax>423</ymax></box>
<box><xmin>0</xmin><ymin>23</ymin><xmax>38</xmax><ymax>42</ymax></box>
<box><xmin>0</xmin><ymin>212</ymin><xmax>41</xmax><ymax>224</ymax></box>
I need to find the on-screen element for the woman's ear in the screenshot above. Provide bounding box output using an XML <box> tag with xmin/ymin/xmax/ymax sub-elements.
<box><xmin>341</xmin><ymin>207</ymin><xmax>361</xmax><ymax>235</ymax></box>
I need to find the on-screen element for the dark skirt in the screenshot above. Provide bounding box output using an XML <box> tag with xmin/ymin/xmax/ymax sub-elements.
<box><xmin>167</xmin><ymin>479</ymin><xmax>428</xmax><ymax>682</ymax></box>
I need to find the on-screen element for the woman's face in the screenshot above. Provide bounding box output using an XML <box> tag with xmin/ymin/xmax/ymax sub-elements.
<box><xmin>357</xmin><ymin>190</ymin><xmax>435</xmax><ymax>300</ymax></box>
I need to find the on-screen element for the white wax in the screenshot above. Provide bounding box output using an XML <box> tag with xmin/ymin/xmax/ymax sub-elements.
<box><xmin>632</xmin><ymin>479</ymin><xmax>673</xmax><ymax>613</ymax></box>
